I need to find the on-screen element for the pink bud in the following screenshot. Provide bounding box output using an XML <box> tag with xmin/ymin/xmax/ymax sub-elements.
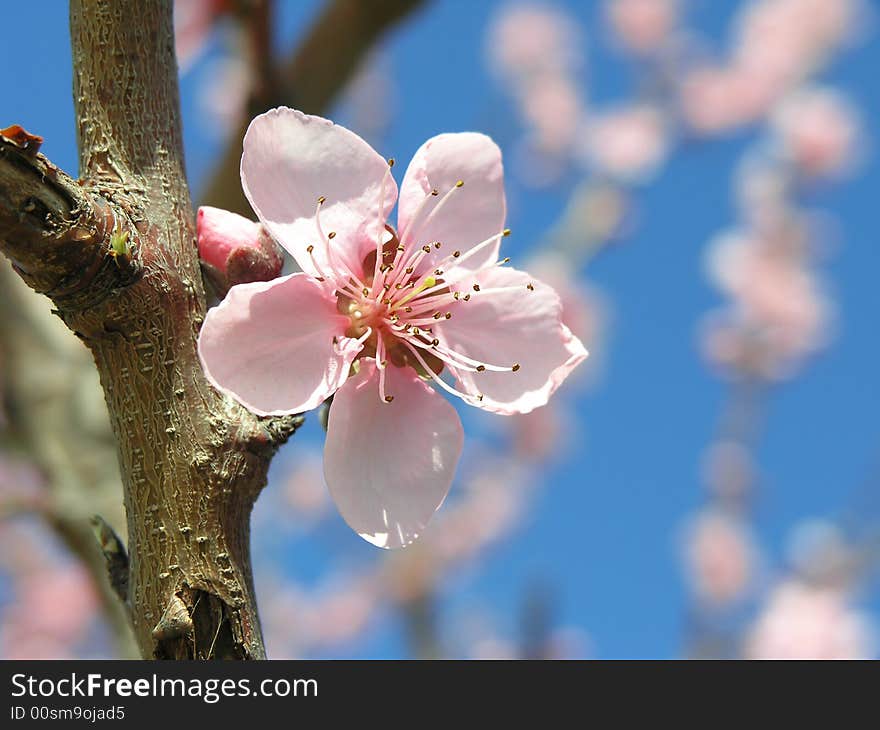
<box><xmin>197</xmin><ymin>206</ymin><xmax>284</xmax><ymax>295</ymax></box>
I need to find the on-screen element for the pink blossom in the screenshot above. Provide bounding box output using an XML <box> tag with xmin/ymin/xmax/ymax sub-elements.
<box><xmin>683</xmin><ymin>510</ymin><xmax>757</xmax><ymax>606</ymax></box>
<box><xmin>487</xmin><ymin>4</ymin><xmax>584</xmax><ymax>85</ymax></box>
<box><xmin>198</xmin><ymin>108</ymin><xmax>587</xmax><ymax>548</ymax></box>
<box><xmin>770</xmin><ymin>87</ymin><xmax>861</xmax><ymax>179</ymax></box>
<box><xmin>519</xmin><ymin>74</ymin><xmax>585</xmax><ymax>155</ymax></box>
<box><xmin>679</xmin><ymin>65</ymin><xmax>781</xmax><ymax>134</ymax></box>
<box><xmin>701</xmin><ymin>227</ymin><xmax>830</xmax><ymax>378</ymax></box>
<box><xmin>174</xmin><ymin>0</ymin><xmax>228</xmax><ymax>72</ymax></box>
<box><xmin>581</xmin><ymin>104</ymin><xmax>669</xmax><ymax>182</ymax></box>
<box><xmin>281</xmin><ymin>450</ymin><xmax>330</xmax><ymax>523</ymax></box>
<box><xmin>196</xmin><ymin>56</ymin><xmax>252</xmax><ymax>137</ymax></box>
<box><xmin>733</xmin><ymin>0</ymin><xmax>862</xmax><ymax>86</ymax></box>
<box><xmin>746</xmin><ymin>581</ymin><xmax>875</xmax><ymax>659</ymax></box>
<box><xmin>605</xmin><ymin>0</ymin><xmax>680</xmax><ymax>55</ymax></box>
<box><xmin>0</xmin><ymin>559</ymin><xmax>98</xmax><ymax>659</ymax></box>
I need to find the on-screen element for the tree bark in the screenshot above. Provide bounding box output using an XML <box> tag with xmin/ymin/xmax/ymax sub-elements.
<box><xmin>0</xmin><ymin>0</ymin><xmax>300</xmax><ymax>659</ymax></box>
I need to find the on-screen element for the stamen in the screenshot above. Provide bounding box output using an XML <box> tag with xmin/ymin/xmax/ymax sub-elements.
<box><xmin>314</xmin><ymin>196</ymin><xmax>369</xmax><ymax>292</ymax></box>
<box><xmin>400</xmin><ymin>181</ymin><xmax>464</xmax><ymax>247</ymax></box>
<box><xmin>393</xmin><ymin>275</ymin><xmax>437</xmax><ymax>309</ymax></box>
<box><xmin>430</xmin><ymin>229</ymin><xmax>507</xmax><ymax>279</ymax></box>
<box><xmin>369</xmin><ymin>165</ymin><xmax>395</xmax><ymax>298</ymax></box>
<box><xmin>401</xmin><ymin>341</ymin><xmax>481</xmax><ymax>404</ymax></box>
<box><xmin>377</xmin><ymin>340</ymin><xmax>392</xmax><ymax>404</ymax></box>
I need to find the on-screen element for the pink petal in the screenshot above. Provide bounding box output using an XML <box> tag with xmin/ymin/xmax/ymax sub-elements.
<box><xmin>240</xmin><ymin>107</ymin><xmax>397</xmax><ymax>280</ymax></box>
<box><xmin>439</xmin><ymin>266</ymin><xmax>587</xmax><ymax>414</ymax></box>
<box><xmin>198</xmin><ymin>273</ymin><xmax>360</xmax><ymax>416</ymax></box>
<box><xmin>324</xmin><ymin>360</ymin><xmax>464</xmax><ymax>549</ymax></box>
<box><xmin>397</xmin><ymin>133</ymin><xmax>506</xmax><ymax>272</ymax></box>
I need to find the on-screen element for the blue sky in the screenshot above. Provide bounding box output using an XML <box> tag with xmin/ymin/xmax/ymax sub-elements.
<box><xmin>3</xmin><ymin>1</ymin><xmax>879</xmax><ymax>658</ymax></box>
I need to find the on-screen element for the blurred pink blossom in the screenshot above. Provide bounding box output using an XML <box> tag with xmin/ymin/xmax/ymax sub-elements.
<box><xmin>733</xmin><ymin>0</ymin><xmax>863</xmax><ymax>87</ymax></box>
<box><xmin>520</xmin><ymin>75</ymin><xmax>586</xmax><ymax>155</ymax></box>
<box><xmin>281</xmin><ymin>450</ymin><xmax>331</xmax><ymax>524</ymax></box>
<box><xmin>679</xmin><ymin>65</ymin><xmax>780</xmax><ymax>134</ymax></box>
<box><xmin>605</xmin><ymin>0</ymin><xmax>680</xmax><ymax>55</ymax></box>
<box><xmin>683</xmin><ymin>510</ymin><xmax>757</xmax><ymax>605</ymax></box>
<box><xmin>770</xmin><ymin>87</ymin><xmax>862</xmax><ymax>179</ymax></box>
<box><xmin>746</xmin><ymin>580</ymin><xmax>875</xmax><ymax>659</ymax></box>
<box><xmin>174</xmin><ymin>0</ymin><xmax>228</xmax><ymax>72</ymax></box>
<box><xmin>581</xmin><ymin>104</ymin><xmax>669</xmax><ymax>182</ymax></box>
<box><xmin>0</xmin><ymin>553</ymin><xmax>99</xmax><ymax>659</ymax></box>
<box><xmin>487</xmin><ymin>4</ymin><xmax>584</xmax><ymax>85</ymax></box>
<box><xmin>196</xmin><ymin>55</ymin><xmax>253</xmax><ymax>137</ymax></box>
<box><xmin>701</xmin><ymin>227</ymin><xmax>830</xmax><ymax>378</ymax></box>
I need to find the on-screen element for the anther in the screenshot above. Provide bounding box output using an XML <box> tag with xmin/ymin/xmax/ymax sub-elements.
<box><xmin>512</xmin><ymin>363</ymin><xmax>521</xmax><ymax>372</ymax></box>
<box><xmin>362</xmin><ymin>287</ymin><xmax>370</xmax><ymax>296</ymax></box>
<box><xmin>455</xmin><ymin>180</ymin><xmax>464</xmax><ymax>188</ymax></box>
<box><xmin>473</xmin><ymin>284</ymin><xmax>481</xmax><ymax>292</ymax></box>
<box><xmin>384</xmin><ymin>395</ymin><xmax>394</xmax><ymax>403</ymax></box>
<box><xmin>431</xmin><ymin>338</ymin><xmax>439</xmax><ymax>346</ymax></box>
<box><xmin>476</xmin><ymin>394</ymin><xmax>484</xmax><ymax>401</ymax></box>
<box><xmin>434</xmin><ymin>241</ymin><xmax>442</xmax><ymax>249</ymax></box>
<box><xmin>306</xmin><ymin>244</ymin><xmax>314</xmax><ymax>253</ymax></box>
<box><xmin>503</xmin><ymin>228</ymin><xmax>511</xmax><ymax>236</ymax></box>
<box><xmin>433</xmin><ymin>312</ymin><xmax>442</xmax><ymax>319</ymax></box>
<box><xmin>434</xmin><ymin>269</ymin><xmax>443</xmax><ymax>275</ymax></box>
<box><xmin>318</xmin><ymin>196</ymin><xmax>326</xmax><ymax>204</ymax></box>
<box><xmin>526</xmin><ymin>283</ymin><xmax>535</xmax><ymax>291</ymax></box>
<box><xmin>431</xmin><ymin>189</ymin><xmax>439</xmax><ymax>196</ymax></box>
<box><xmin>388</xmin><ymin>158</ymin><xmax>395</xmax><ymax>167</ymax></box>
<box><xmin>422</xmin><ymin>245</ymin><xmax>431</xmax><ymax>253</ymax></box>
<box><xmin>328</xmin><ymin>231</ymin><xmax>336</xmax><ymax>239</ymax></box>
<box><xmin>476</xmin><ymin>365</ymin><xmax>486</xmax><ymax>372</ymax></box>
<box><xmin>444</xmin><ymin>312</ymin><xmax>452</xmax><ymax>319</ymax></box>
<box><xmin>405</xmin><ymin>266</ymin><xmax>414</xmax><ymax>274</ymax></box>
<box><xmin>453</xmin><ymin>250</ymin><xmax>461</xmax><ymax>258</ymax></box>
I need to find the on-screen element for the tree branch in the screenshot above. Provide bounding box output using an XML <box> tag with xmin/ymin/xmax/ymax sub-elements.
<box><xmin>201</xmin><ymin>0</ymin><xmax>426</xmax><ymax>216</ymax></box>
<box><xmin>1</xmin><ymin>0</ymin><xmax>301</xmax><ymax>659</ymax></box>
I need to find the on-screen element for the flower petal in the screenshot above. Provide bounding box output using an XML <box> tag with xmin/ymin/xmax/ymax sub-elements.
<box><xmin>240</xmin><ymin>107</ymin><xmax>397</xmax><ymax>280</ymax></box>
<box><xmin>397</xmin><ymin>133</ymin><xmax>506</xmax><ymax>272</ymax></box>
<box><xmin>324</xmin><ymin>360</ymin><xmax>464</xmax><ymax>549</ymax></box>
<box><xmin>438</xmin><ymin>266</ymin><xmax>587</xmax><ymax>414</ymax></box>
<box><xmin>198</xmin><ymin>273</ymin><xmax>359</xmax><ymax>415</ymax></box>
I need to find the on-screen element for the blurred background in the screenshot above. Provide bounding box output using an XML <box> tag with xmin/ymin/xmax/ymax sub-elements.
<box><xmin>1</xmin><ymin>0</ymin><xmax>879</xmax><ymax>659</ymax></box>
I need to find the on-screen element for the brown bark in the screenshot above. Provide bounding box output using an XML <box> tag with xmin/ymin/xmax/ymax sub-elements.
<box><xmin>0</xmin><ymin>0</ymin><xmax>300</xmax><ymax>659</ymax></box>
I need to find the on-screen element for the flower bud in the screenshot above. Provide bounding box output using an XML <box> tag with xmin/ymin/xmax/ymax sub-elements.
<box><xmin>197</xmin><ymin>206</ymin><xmax>284</xmax><ymax>295</ymax></box>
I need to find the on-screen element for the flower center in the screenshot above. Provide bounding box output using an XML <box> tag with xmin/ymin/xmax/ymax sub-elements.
<box><xmin>311</xmin><ymin>171</ymin><xmax>523</xmax><ymax>405</ymax></box>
